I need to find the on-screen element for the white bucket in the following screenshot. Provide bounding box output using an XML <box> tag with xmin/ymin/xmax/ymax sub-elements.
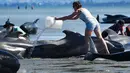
<box><xmin>45</xmin><ymin>16</ymin><xmax>63</xmax><ymax>29</ymax></box>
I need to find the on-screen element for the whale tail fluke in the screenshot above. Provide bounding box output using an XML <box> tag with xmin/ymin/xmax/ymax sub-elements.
<box><xmin>33</xmin><ymin>18</ymin><xmax>39</xmax><ymax>24</ymax></box>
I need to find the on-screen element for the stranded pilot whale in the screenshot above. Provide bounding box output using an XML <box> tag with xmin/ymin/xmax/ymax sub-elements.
<box><xmin>0</xmin><ymin>50</ymin><xmax>20</xmax><ymax>73</ymax></box>
<box><xmin>20</xmin><ymin>18</ymin><xmax>39</xmax><ymax>34</ymax></box>
<box><xmin>0</xmin><ymin>29</ymin><xmax>125</xmax><ymax>59</ymax></box>
<box><xmin>84</xmin><ymin>34</ymin><xmax>130</xmax><ymax>61</ymax></box>
<box><xmin>102</xmin><ymin>14</ymin><xmax>130</xmax><ymax>23</ymax></box>
<box><xmin>0</xmin><ymin>20</ymin><xmax>34</xmax><ymax>59</ymax></box>
<box><xmin>0</xmin><ymin>18</ymin><xmax>39</xmax><ymax>35</ymax></box>
<box><xmin>0</xmin><ymin>36</ymin><xmax>33</xmax><ymax>59</ymax></box>
<box><xmin>85</xmin><ymin>51</ymin><xmax>130</xmax><ymax>61</ymax></box>
<box><xmin>29</xmin><ymin>30</ymin><xmax>124</xmax><ymax>58</ymax></box>
<box><xmin>102</xmin><ymin>29</ymin><xmax>130</xmax><ymax>50</ymax></box>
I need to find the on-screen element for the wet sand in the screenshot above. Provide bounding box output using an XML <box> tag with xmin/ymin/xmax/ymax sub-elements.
<box><xmin>17</xmin><ymin>58</ymin><xmax>130</xmax><ymax>73</ymax></box>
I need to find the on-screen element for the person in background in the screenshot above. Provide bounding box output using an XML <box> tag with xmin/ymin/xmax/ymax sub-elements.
<box><xmin>102</xmin><ymin>20</ymin><xmax>125</xmax><ymax>38</ymax></box>
<box><xmin>55</xmin><ymin>1</ymin><xmax>110</xmax><ymax>54</ymax></box>
<box><xmin>125</xmin><ymin>24</ymin><xmax>130</xmax><ymax>36</ymax></box>
<box><xmin>3</xmin><ymin>22</ymin><xmax>27</xmax><ymax>39</ymax></box>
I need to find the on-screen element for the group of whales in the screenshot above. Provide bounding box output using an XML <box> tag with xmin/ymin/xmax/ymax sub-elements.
<box><xmin>0</xmin><ymin>18</ymin><xmax>39</xmax><ymax>73</ymax></box>
<box><xmin>0</xmin><ymin>18</ymin><xmax>39</xmax><ymax>36</ymax></box>
<box><xmin>84</xmin><ymin>29</ymin><xmax>130</xmax><ymax>61</ymax></box>
<box><xmin>0</xmin><ymin>18</ymin><xmax>130</xmax><ymax>72</ymax></box>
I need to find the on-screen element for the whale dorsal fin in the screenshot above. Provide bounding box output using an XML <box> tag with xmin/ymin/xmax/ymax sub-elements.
<box><xmin>6</xmin><ymin>18</ymin><xmax>10</xmax><ymax>24</ymax></box>
<box><xmin>63</xmin><ymin>30</ymin><xmax>82</xmax><ymax>38</ymax></box>
<box><xmin>104</xmin><ymin>14</ymin><xmax>113</xmax><ymax>17</ymax></box>
<box><xmin>33</xmin><ymin>18</ymin><xmax>39</xmax><ymax>24</ymax></box>
<box><xmin>96</xmin><ymin>14</ymin><xmax>100</xmax><ymax>22</ymax></box>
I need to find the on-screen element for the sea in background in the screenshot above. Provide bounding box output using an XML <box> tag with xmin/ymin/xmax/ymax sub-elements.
<box><xmin>0</xmin><ymin>5</ymin><xmax>130</xmax><ymax>73</ymax></box>
<box><xmin>0</xmin><ymin>5</ymin><xmax>130</xmax><ymax>41</ymax></box>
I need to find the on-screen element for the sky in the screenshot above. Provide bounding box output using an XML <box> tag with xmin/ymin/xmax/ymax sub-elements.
<box><xmin>0</xmin><ymin>0</ymin><xmax>129</xmax><ymax>4</ymax></box>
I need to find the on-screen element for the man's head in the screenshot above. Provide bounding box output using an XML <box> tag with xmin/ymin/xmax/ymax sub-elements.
<box><xmin>73</xmin><ymin>1</ymin><xmax>82</xmax><ymax>11</ymax></box>
<box><xmin>3</xmin><ymin>22</ymin><xmax>15</xmax><ymax>32</ymax></box>
<box><xmin>3</xmin><ymin>23</ymin><xmax>14</xmax><ymax>28</ymax></box>
<box><xmin>116</xmin><ymin>20</ymin><xmax>125</xmax><ymax>26</ymax></box>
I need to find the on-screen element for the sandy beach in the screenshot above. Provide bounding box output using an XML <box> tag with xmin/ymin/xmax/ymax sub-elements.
<box><xmin>17</xmin><ymin>58</ymin><xmax>130</xmax><ymax>73</ymax></box>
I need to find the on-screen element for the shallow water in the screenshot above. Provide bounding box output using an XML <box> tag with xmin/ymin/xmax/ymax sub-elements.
<box><xmin>18</xmin><ymin>58</ymin><xmax>130</xmax><ymax>73</ymax></box>
<box><xmin>0</xmin><ymin>6</ymin><xmax>129</xmax><ymax>41</ymax></box>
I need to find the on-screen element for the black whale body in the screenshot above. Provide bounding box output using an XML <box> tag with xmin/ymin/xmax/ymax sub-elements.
<box><xmin>20</xmin><ymin>18</ymin><xmax>39</xmax><ymax>34</ymax></box>
<box><xmin>0</xmin><ymin>18</ymin><xmax>39</xmax><ymax>35</ymax></box>
<box><xmin>30</xmin><ymin>30</ymin><xmax>124</xmax><ymax>58</ymax></box>
<box><xmin>102</xmin><ymin>14</ymin><xmax>130</xmax><ymax>23</ymax></box>
<box><xmin>0</xmin><ymin>29</ymin><xmax>125</xmax><ymax>59</ymax></box>
<box><xmin>0</xmin><ymin>18</ymin><xmax>39</xmax><ymax>39</ymax></box>
<box><xmin>84</xmin><ymin>29</ymin><xmax>130</xmax><ymax>61</ymax></box>
<box><xmin>102</xmin><ymin>29</ymin><xmax>130</xmax><ymax>50</ymax></box>
<box><xmin>85</xmin><ymin>51</ymin><xmax>130</xmax><ymax>61</ymax></box>
<box><xmin>0</xmin><ymin>37</ymin><xmax>33</xmax><ymax>59</ymax></box>
<box><xmin>0</xmin><ymin>50</ymin><xmax>20</xmax><ymax>73</ymax></box>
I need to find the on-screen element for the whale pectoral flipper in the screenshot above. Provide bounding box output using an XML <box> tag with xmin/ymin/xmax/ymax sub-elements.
<box><xmin>0</xmin><ymin>50</ymin><xmax>20</xmax><ymax>73</ymax></box>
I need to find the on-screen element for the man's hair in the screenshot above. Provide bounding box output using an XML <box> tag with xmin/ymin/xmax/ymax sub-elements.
<box><xmin>116</xmin><ymin>20</ymin><xmax>125</xmax><ymax>26</ymax></box>
<box><xmin>73</xmin><ymin>1</ymin><xmax>82</xmax><ymax>9</ymax></box>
